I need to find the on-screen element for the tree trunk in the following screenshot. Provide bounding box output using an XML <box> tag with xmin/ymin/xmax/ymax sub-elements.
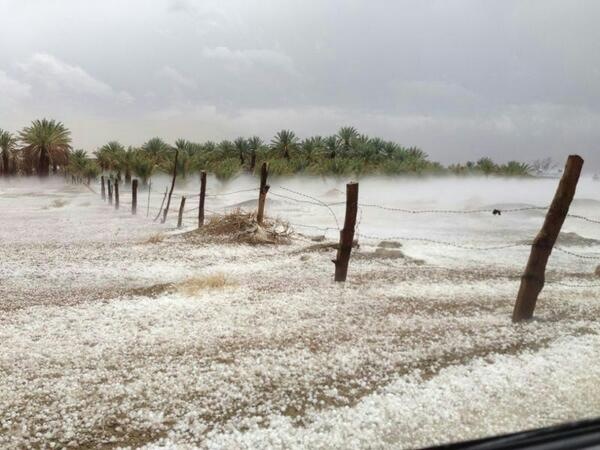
<box><xmin>250</xmin><ymin>151</ymin><xmax>256</xmax><ymax>171</ymax></box>
<box><xmin>125</xmin><ymin>169</ymin><xmax>132</xmax><ymax>184</ymax></box>
<box><xmin>1</xmin><ymin>151</ymin><xmax>7</xmax><ymax>176</ymax></box>
<box><xmin>38</xmin><ymin>148</ymin><xmax>50</xmax><ymax>177</ymax></box>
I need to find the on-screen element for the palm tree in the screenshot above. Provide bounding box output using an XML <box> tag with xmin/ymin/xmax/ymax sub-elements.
<box><xmin>83</xmin><ymin>160</ymin><xmax>100</xmax><ymax>185</ymax></box>
<box><xmin>271</xmin><ymin>130</ymin><xmax>298</xmax><ymax>160</ymax></box>
<box><xmin>142</xmin><ymin>137</ymin><xmax>170</xmax><ymax>164</ymax></box>
<box><xmin>324</xmin><ymin>135</ymin><xmax>339</xmax><ymax>159</ymax></box>
<box><xmin>173</xmin><ymin>139</ymin><xmax>193</xmax><ymax>179</ymax></box>
<box><xmin>234</xmin><ymin>137</ymin><xmax>248</xmax><ymax>165</ymax></box>
<box><xmin>0</xmin><ymin>129</ymin><xmax>16</xmax><ymax>176</ymax></box>
<box><xmin>247</xmin><ymin>136</ymin><xmax>263</xmax><ymax>171</ymax></box>
<box><xmin>119</xmin><ymin>147</ymin><xmax>136</xmax><ymax>183</ymax></box>
<box><xmin>337</xmin><ymin>126</ymin><xmax>359</xmax><ymax>153</ymax></box>
<box><xmin>95</xmin><ymin>141</ymin><xmax>124</xmax><ymax>174</ymax></box>
<box><xmin>300</xmin><ymin>137</ymin><xmax>324</xmax><ymax>165</ymax></box>
<box><xmin>19</xmin><ymin>119</ymin><xmax>71</xmax><ymax>177</ymax></box>
<box><xmin>501</xmin><ymin>161</ymin><xmax>531</xmax><ymax>176</ymax></box>
<box><xmin>68</xmin><ymin>149</ymin><xmax>89</xmax><ymax>181</ymax></box>
<box><xmin>132</xmin><ymin>151</ymin><xmax>156</xmax><ymax>187</ymax></box>
<box><xmin>476</xmin><ymin>157</ymin><xmax>497</xmax><ymax>175</ymax></box>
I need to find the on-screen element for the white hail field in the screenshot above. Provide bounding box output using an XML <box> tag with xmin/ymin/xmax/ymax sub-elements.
<box><xmin>1</xmin><ymin>177</ymin><xmax>599</xmax><ymax>449</ymax></box>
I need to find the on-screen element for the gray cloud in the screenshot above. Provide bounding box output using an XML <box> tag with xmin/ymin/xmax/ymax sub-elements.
<box><xmin>0</xmin><ymin>0</ymin><xmax>599</xmax><ymax>169</ymax></box>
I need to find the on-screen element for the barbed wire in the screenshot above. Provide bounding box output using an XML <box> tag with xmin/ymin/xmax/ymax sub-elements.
<box><xmin>546</xmin><ymin>280</ymin><xmax>600</xmax><ymax>288</ymax></box>
<box><xmin>566</xmin><ymin>213</ymin><xmax>600</xmax><ymax>224</ymax></box>
<box><xmin>554</xmin><ymin>246</ymin><xmax>600</xmax><ymax>260</ymax></box>
<box><xmin>355</xmin><ymin>232</ymin><xmax>528</xmax><ymax>251</ymax></box>
<box><xmin>355</xmin><ymin>203</ymin><xmax>547</xmax><ymax>215</ymax></box>
<box><xmin>288</xmin><ymin>222</ymin><xmax>338</xmax><ymax>234</ymax></box>
<box><xmin>277</xmin><ymin>186</ymin><xmax>340</xmax><ymax>229</ymax></box>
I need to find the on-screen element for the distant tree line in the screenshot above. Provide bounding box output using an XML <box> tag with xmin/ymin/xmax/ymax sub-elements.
<box><xmin>0</xmin><ymin>120</ymin><xmax>532</xmax><ymax>183</ymax></box>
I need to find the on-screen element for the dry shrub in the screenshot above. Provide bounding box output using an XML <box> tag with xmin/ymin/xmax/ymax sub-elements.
<box><xmin>192</xmin><ymin>209</ymin><xmax>291</xmax><ymax>245</ymax></box>
<box><xmin>50</xmin><ymin>199</ymin><xmax>68</xmax><ymax>208</ymax></box>
<box><xmin>177</xmin><ymin>273</ymin><xmax>230</xmax><ymax>295</ymax></box>
<box><xmin>144</xmin><ymin>233</ymin><xmax>165</xmax><ymax>244</ymax></box>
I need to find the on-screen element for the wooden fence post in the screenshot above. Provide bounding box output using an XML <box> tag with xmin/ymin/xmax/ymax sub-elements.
<box><xmin>334</xmin><ymin>182</ymin><xmax>359</xmax><ymax>282</ymax></box>
<box><xmin>199</xmin><ymin>171</ymin><xmax>206</xmax><ymax>227</ymax></box>
<box><xmin>257</xmin><ymin>162</ymin><xmax>269</xmax><ymax>224</ymax></box>
<box><xmin>512</xmin><ymin>155</ymin><xmax>584</xmax><ymax>322</ymax></box>
<box><xmin>131</xmin><ymin>179</ymin><xmax>138</xmax><ymax>215</ymax></box>
<box><xmin>114</xmin><ymin>179</ymin><xmax>120</xmax><ymax>210</ymax></box>
<box><xmin>153</xmin><ymin>187</ymin><xmax>168</xmax><ymax>222</ymax></box>
<box><xmin>146</xmin><ymin>181</ymin><xmax>152</xmax><ymax>218</ymax></box>
<box><xmin>101</xmin><ymin>175</ymin><xmax>106</xmax><ymax>200</ymax></box>
<box><xmin>107</xmin><ymin>179</ymin><xmax>113</xmax><ymax>205</ymax></box>
<box><xmin>162</xmin><ymin>149</ymin><xmax>178</xmax><ymax>223</ymax></box>
<box><xmin>178</xmin><ymin>196</ymin><xmax>186</xmax><ymax>229</ymax></box>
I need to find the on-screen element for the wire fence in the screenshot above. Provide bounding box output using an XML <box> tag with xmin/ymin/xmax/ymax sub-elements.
<box><xmin>96</xmin><ymin>176</ymin><xmax>600</xmax><ymax>288</ymax></box>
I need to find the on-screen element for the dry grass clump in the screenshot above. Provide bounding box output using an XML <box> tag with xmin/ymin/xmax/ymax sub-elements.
<box><xmin>125</xmin><ymin>274</ymin><xmax>232</xmax><ymax>299</ymax></box>
<box><xmin>194</xmin><ymin>209</ymin><xmax>292</xmax><ymax>245</ymax></box>
<box><xmin>50</xmin><ymin>199</ymin><xmax>68</xmax><ymax>208</ymax></box>
<box><xmin>177</xmin><ymin>273</ymin><xmax>231</xmax><ymax>295</ymax></box>
<box><xmin>144</xmin><ymin>233</ymin><xmax>165</xmax><ymax>244</ymax></box>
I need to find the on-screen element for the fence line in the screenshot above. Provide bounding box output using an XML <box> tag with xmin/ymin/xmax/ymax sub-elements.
<box><xmin>93</xmin><ymin>168</ymin><xmax>600</xmax><ymax>302</ymax></box>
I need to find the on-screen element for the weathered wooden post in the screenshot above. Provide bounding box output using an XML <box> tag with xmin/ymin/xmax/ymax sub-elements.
<box><xmin>101</xmin><ymin>175</ymin><xmax>106</xmax><ymax>200</ymax></box>
<box><xmin>153</xmin><ymin>187</ymin><xmax>168</xmax><ymax>222</ymax></box>
<box><xmin>198</xmin><ymin>171</ymin><xmax>207</xmax><ymax>228</ymax></box>
<box><xmin>131</xmin><ymin>179</ymin><xmax>138</xmax><ymax>215</ymax></box>
<box><xmin>334</xmin><ymin>182</ymin><xmax>359</xmax><ymax>282</ymax></box>
<box><xmin>146</xmin><ymin>181</ymin><xmax>152</xmax><ymax>218</ymax></box>
<box><xmin>177</xmin><ymin>196</ymin><xmax>186</xmax><ymax>229</ymax></box>
<box><xmin>257</xmin><ymin>162</ymin><xmax>269</xmax><ymax>225</ymax></box>
<box><xmin>512</xmin><ymin>155</ymin><xmax>584</xmax><ymax>322</ymax></box>
<box><xmin>162</xmin><ymin>149</ymin><xmax>178</xmax><ymax>223</ymax></box>
<box><xmin>107</xmin><ymin>179</ymin><xmax>113</xmax><ymax>205</ymax></box>
<box><xmin>114</xmin><ymin>179</ymin><xmax>120</xmax><ymax>210</ymax></box>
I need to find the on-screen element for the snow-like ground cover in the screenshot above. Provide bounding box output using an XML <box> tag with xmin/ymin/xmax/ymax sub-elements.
<box><xmin>1</xmin><ymin>176</ymin><xmax>599</xmax><ymax>449</ymax></box>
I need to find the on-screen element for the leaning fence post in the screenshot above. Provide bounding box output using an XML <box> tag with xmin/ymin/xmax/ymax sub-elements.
<box><xmin>257</xmin><ymin>162</ymin><xmax>269</xmax><ymax>224</ymax></box>
<box><xmin>114</xmin><ymin>179</ymin><xmax>120</xmax><ymax>210</ymax></box>
<box><xmin>146</xmin><ymin>181</ymin><xmax>152</xmax><ymax>218</ymax></box>
<box><xmin>199</xmin><ymin>171</ymin><xmax>206</xmax><ymax>227</ymax></box>
<box><xmin>512</xmin><ymin>155</ymin><xmax>584</xmax><ymax>322</ymax></box>
<box><xmin>131</xmin><ymin>179</ymin><xmax>138</xmax><ymax>215</ymax></box>
<box><xmin>334</xmin><ymin>182</ymin><xmax>359</xmax><ymax>282</ymax></box>
<box><xmin>101</xmin><ymin>175</ymin><xmax>106</xmax><ymax>200</ymax></box>
<box><xmin>162</xmin><ymin>149</ymin><xmax>178</xmax><ymax>224</ymax></box>
<box><xmin>177</xmin><ymin>196</ymin><xmax>186</xmax><ymax>229</ymax></box>
<box><xmin>153</xmin><ymin>187</ymin><xmax>168</xmax><ymax>222</ymax></box>
<box><xmin>107</xmin><ymin>179</ymin><xmax>113</xmax><ymax>205</ymax></box>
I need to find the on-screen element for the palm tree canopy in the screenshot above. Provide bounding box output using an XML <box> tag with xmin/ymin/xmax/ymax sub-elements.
<box><xmin>142</xmin><ymin>137</ymin><xmax>170</xmax><ymax>163</ymax></box>
<box><xmin>95</xmin><ymin>141</ymin><xmax>125</xmax><ymax>171</ymax></box>
<box><xmin>271</xmin><ymin>130</ymin><xmax>298</xmax><ymax>159</ymax></box>
<box><xmin>248</xmin><ymin>136</ymin><xmax>263</xmax><ymax>151</ymax></box>
<box><xmin>0</xmin><ymin>129</ymin><xmax>17</xmax><ymax>153</ymax></box>
<box><xmin>19</xmin><ymin>119</ymin><xmax>72</xmax><ymax>165</ymax></box>
<box><xmin>337</xmin><ymin>126</ymin><xmax>359</xmax><ymax>150</ymax></box>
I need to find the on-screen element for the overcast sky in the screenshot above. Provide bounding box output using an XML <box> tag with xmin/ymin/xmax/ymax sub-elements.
<box><xmin>1</xmin><ymin>0</ymin><xmax>599</xmax><ymax>168</ymax></box>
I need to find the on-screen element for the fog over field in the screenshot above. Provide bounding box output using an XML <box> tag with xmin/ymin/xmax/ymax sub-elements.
<box><xmin>1</xmin><ymin>175</ymin><xmax>599</xmax><ymax>448</ymax></box>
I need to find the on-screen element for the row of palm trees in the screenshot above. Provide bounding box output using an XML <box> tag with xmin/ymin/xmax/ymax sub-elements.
<box><xmin>1</xmin><ymin>120</ymin><xmax>531</xmax><ymax>182</ymax></box>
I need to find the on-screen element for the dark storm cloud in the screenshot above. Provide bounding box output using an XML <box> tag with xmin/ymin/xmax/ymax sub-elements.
<box><xmin>0</xmin><ymin>0</ymin><xmax>599</xmax><ymax>169</ymax></box>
